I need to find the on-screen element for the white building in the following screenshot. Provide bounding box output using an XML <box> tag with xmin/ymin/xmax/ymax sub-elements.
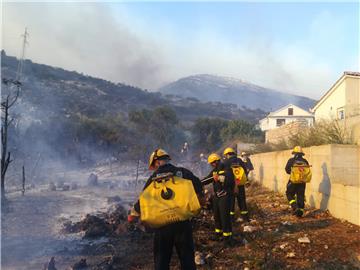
<box><xmin>312</xmin><ymin>72</ymin><xmax>360</xmax><ymax>120</ymax></box>
<box><xmin>259</xmin><ymin>104</ymin><xmax>314</xmax><ymax>131</ymax></box>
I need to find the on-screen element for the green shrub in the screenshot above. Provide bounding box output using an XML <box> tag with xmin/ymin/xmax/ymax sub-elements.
<box><xmin>288</xmin><ymin>120</ymin><xmax>354</xmax><ymax>148</ymax></box>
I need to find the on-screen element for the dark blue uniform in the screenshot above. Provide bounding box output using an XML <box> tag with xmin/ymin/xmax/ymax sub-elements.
<box><xmin>134</xmin><ymin>163</ymin><xmax>202</xmax><ymax>270</ymax></box>
<box><xmin>224</xmin><ymin>155</ymin><xmax>249</xmax><ymax>221</ymax></box>
<box><xmin>202</xmin><ymin>162</ymin><xmax>234</xmax><ymax>238</ymax></box>
<box><xmin>285</xmin><ymin>154</ymin><xmax>309</xmax><ymax>217</ymax></box>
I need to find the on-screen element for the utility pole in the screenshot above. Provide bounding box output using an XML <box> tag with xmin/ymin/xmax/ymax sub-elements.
<box><xmin>15</xmin><ymin>27</ymin><xmax>29</xmax><ymax>81</ymax></box>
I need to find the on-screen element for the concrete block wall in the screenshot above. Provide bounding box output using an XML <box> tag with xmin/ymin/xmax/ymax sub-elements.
<box><xmin>265</xmin><ymin>120</ymin><xmax>308</xmax><ymax>144</ymax></box>
<box><xmin>250</xmin><ymin>144</ymin><xmax>360</xmax><ymax>225</ymax></box>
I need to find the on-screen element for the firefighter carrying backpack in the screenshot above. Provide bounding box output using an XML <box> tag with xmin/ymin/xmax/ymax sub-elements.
<box><xmin>139</xmin><ymin>172</ymin><xmax>201</xmax><ymax>228</ymax></box>
<box><xmin>290</xmin><ymin>161</ymin><xmax>312</xmax><ymax>183</ymax></box>
<box><xmin>232</xmin><ymin>165</ymin><xmax>247</xmax><ymax>186</ymax></box>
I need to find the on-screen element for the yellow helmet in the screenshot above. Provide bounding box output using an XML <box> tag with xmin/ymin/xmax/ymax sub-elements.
<box><xmin>207</xmin><ymin>153</ymin><xmax>221</xmax><ymax>164</ymax></box>
<box><xmin>148</xmin><ymin>149</ymin><xmax>170</xmax><ymax>169</ymax></box>
<box><xmin>292</xmin><ymin>146</ymin><xmax>304</xmax><ymax>154</ymax></box>
<box><xmin>223</xmin><ymin>147</ymin><xmax>236</xmax><ymax>156</ymax></box>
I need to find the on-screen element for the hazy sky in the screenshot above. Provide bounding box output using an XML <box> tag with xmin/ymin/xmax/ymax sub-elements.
<box><xmin>2</xmin><ymin>1</ymin><xmax>359</xmax><ymax>99</ymax></box>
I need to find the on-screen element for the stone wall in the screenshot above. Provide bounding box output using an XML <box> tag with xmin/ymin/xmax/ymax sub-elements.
<box><xmin>250</xmin><ymin>145</ymin><xmax>360</xmax><ymax>225</ymax></box>
<box><xmin>265</xmin><ymin>120</ymin><xmax>308</xmax><ymax>144</ymax></box>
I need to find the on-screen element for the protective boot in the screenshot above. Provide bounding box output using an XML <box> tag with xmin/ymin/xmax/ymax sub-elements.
<box><xmin>289</xmin><ymin>199</ymin><xmax>297</xmax><ymax>212</ymax></box>
<box><xmin>211</xmin><ymin>232</ymin><xmax>222</xmax><ymax>241</ymax></box>
<box><xmin>295</xmin><ymin>208</ymin><xmax>304</xmax><ymax>217</ymax></box>
<box><xmin>230</xmin><ymin>212</ymin><xmax>236</xmax><ymax>222</ymax></box>
<box><xmin>240</xmin><ymin>212</ymin><xmax>250</xmax><ymax>222</ymax></box>
<box><xmin>223</xmin><ymin>236</ymin><xmax>235</xmax><ymax>247</ymax></box>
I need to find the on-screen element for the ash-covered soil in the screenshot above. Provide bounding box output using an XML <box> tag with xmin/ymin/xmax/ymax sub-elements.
<box><xmin>68</xmin><ymin>182</ymin><xmax>360</xmax><ymax>270</ymax></box>
<box><xmin>2</xmin><ymin>172</ymin><xmax>360</xmax><ymax>270</ymax></box>
<box><xmin>1</xmin><ymin>162</ymin><xmax>148</xmax><ymax>270</ymax></box>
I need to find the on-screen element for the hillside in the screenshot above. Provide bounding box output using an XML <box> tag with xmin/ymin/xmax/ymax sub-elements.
<box><xmin>159</xmin><ymin>74</ymin><xmax>316</xmax><ymax>112</ymax></box>
<box><xmin>1</xmin><ymin>52</ymin><xmax>266</xmax><ymax>165</ymax></box>
<box><xmin>1</xmin><ymin>51</ymin><xmax>265</xmax><ymax>124</ymax></box>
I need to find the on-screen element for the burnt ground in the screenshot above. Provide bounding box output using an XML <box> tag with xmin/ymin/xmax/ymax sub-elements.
<box><xmin>74</xmin><ymin>182</ymin><xmax>360</xmax><ymax>270</ymax></box>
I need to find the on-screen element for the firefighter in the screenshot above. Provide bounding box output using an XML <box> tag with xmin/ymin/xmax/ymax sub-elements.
<box><xmin>240</xmin><ymin>152</ymin><xmax>254</xmax><ymax>176</ymax></box>
<box><xmin>128</xmin><ymin>149</ymin><xmax>203</xmax><ymax>270</ymax></box>
<box><xmin>202</xmin><ymin>153</ymin><xmax>235</xmax><ymax>246</ymax></box>
<box><xmin>223</xmin><ymin>147</ymin><xmax>249</xmax><ymax>222</ymax></box>
<box><xmin>240</xmin><ymin>151</ymin><xmax>254</xmax><ymax>186</ymax></box>
<box><xmin>285</xmin><ymin>146</ymin><xmax>310</xmax><ymax>217</ymax></box>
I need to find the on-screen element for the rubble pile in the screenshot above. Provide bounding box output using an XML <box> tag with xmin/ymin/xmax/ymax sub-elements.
<box><xmin>62</xmin><ymin>202</ymin><xmax>131</xmax><ymax>238</ymax></box>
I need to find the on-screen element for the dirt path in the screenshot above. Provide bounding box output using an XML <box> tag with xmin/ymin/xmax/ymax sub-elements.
<box><xmin>2</xmin><ymin>180</ymin><xmax>359</xmax><ymax>269</ymax></box>
<box><xmin>109</xmin><ymin>182</ymin><xmax>360</xmax><ymax>270</ymax></box>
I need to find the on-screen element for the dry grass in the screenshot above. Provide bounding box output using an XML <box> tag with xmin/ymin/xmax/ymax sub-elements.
<box><xmin>253</xmin><ymin>120</ymin><xmax>355</xmax><ymax>154</ymax></box>
<box><xmin>288</xmin><ymin>119</ymin><xmax>354</xmax><ymax>148</ymax></box>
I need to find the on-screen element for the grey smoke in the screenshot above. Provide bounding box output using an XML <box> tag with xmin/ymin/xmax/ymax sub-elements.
<box><xmin>3</xmin><ymin>2</ymin><xmax>352</xmax><ymax>98</ymax></box>
<box><xmin>2</xmin><ymin>2</ymin><xmax>167</xmax><ymax>89</ymax></box>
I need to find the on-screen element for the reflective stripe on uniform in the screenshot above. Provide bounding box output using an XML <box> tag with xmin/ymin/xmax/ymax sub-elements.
<box><xmin>240</xmin><ymin>211</ymin><xmax>248</xmax><ymax>215</ymax></box>
<box><xmin>223</xmin><ymin>232</ymin><xmax>232</xmax><ymax>237</ymax></box>
<box><xmin>298</xmin><ymin>208</ymin><xmax>304</xmax><ymax>213</ymax></box>
<box><xmin>289</xmin><ymin>199</ymin><xmax>296</xmax><ymax>205</ymax></box>
<box><xmin>230</xmin><ymin>211</ymin><xmax>235</xmax><ymax>215</ymax></box>
<box><xmin>215</xmin><ymin>228</ymin><xmax>222</xmax><ymax>233</ymax></box>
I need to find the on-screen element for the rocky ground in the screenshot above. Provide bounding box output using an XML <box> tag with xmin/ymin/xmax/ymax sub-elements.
<box><xmin>2</xmin><ymin>166</ymin><xmax>360</xmax><ymax>270</ymax></box>
<box><xmin>57</xmin><ymin>182</ymin><xmax>360</xmax><ymax>270</ymax></box>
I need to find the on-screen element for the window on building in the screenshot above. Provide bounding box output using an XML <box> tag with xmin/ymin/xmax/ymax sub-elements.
<box><xmin>288</xmin><ymin>108</ymin><xmax>293</xmax><ymax>115</ymax></box>
<box><xmin>276</xmin><ymin>119</ymin><xmax>286</xmax><ymax>127</ymax></box>
<box><xmin>338</xmin><ymin>109</ymin><xmax>345</xmax><ymax>120</ymax></box>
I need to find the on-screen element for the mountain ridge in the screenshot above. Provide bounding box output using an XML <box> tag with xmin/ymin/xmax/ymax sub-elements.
<box><xmin>159</xmin><ymin>74</ymin><xmax>316</xmax><ymax>112</ymax></box>
<box><xmin>1</xmin><ymin>51</ymin><xmax>266</xmax><ymax>126</ymax></box>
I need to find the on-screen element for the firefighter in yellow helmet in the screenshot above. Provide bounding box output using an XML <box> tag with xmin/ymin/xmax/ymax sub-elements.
<box><xmin>285</xmin><ymin>146</ymin><xmax>310</xmax><ymax>217</ymax></box>
<box><xmin>223</xmin><ymin>147</ymin><xmax>249</xmax><ymax>222</ymax></box>
<box><xmin>202</xmin><ymin>153</ymin><xmax>235</xmax><ymax>246</ymax></box>
<box><xmin>128</xmin><ymin>148</ymin><xmax>203</xmax><ymax>270</ymax></box>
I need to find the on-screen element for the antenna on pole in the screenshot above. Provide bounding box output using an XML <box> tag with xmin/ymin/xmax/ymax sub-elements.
<box><xmin>16</xmin><ymin>27</ymin><xmax>29</xmax><ymax>81</ymax></box>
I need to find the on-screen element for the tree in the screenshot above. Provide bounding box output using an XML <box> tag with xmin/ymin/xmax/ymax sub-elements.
<box><xmin>71</xmin><ymin>113</ymin><xmax>133</xmax><ymax>163</ymax></box>
<box><xmin>150</xmin><ymin>106</ymin><xmax>179</xmax><ymax>149</ymax></box>
<box><xmin>128</xmin><ymin>109</ymin><xmax>156</xmax><ymax>160</ymax></box>
<box><xmin>129</xmin><ymin>106</ymin><xmax>182</xmax><ymax>159</ymax></box>
<box><xmin>191</xmin><ymin>118</ymin><xmax>228</xmax><ymax>152</ymax></box>
<box><xmin>220</xmin><ymin>119</ymin><xmax>263</xmax><ymax>143</ymax></box>
<box><xmin>1</xmin><ymin>78</ymin><xmax>21</xmax><ymax>199</ymax></box>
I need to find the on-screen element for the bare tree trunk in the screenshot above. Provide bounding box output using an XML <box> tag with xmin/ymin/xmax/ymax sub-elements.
<box><xmin>1</xmin><ymin>97</ymin><xmax>11</xmax><ymax>198</ymax></box>
<box><xmin>1</xmin><ymin>81</ymin><xmax>20</xmax><ymax>200</ymax></box>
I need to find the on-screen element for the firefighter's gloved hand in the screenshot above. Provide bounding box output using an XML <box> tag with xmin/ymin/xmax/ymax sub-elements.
<box><xmin>127</xmin><ymin>215</ymin><xmax>138</xmax><ymax>223</ymax></box>
<box><xmin>218</xmin><ymin>175</ymin><xmax>225</xmax><ymax>183</ymax></box>
<box><xmin>128</xmin><ymin>208</ymin><xmax>139</xmax><ymax>223</ymax></box>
